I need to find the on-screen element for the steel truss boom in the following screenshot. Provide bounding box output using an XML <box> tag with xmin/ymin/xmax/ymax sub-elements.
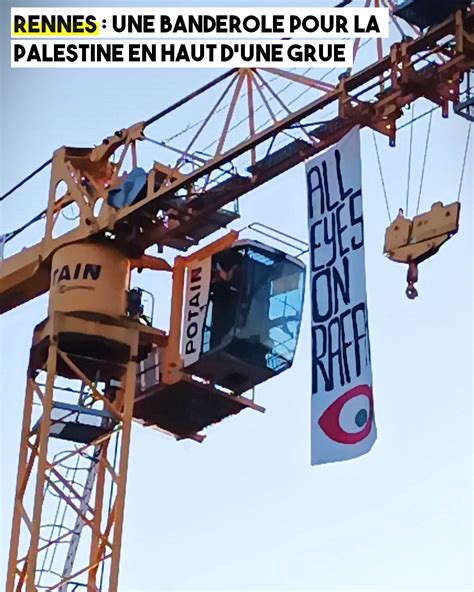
<box><xmin>1</xmin><ymin>9</ymin><xmax>473</xmax><ymax>315</ymax></box>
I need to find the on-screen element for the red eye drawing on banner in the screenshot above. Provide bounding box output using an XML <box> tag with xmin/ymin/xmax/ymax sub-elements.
<box><xmin>318</xmin><ymin>384</ymin><xmax>374</xmax><ymax>444</ymax></box>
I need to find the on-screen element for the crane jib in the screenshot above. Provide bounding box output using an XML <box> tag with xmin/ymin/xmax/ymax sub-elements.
<box><xmin>0</xmin><ymin>9</ymin><xmax>472</xmax><ymax>318</ymax></box>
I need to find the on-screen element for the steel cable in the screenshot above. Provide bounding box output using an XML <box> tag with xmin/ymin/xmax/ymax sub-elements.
<box><xmin>416</xmin><ymin>109</ymin><xmax>433</xmax><ymax>215</ymax></box>
<box><xmin>457</xmin><ymin>123</ymin><xmax>472</xmax><ymax>201</ymax></box>
<box><xmin>0</xmin><ymin>158</ymin><xmax>52</xmax><ymax>202</ymax></box>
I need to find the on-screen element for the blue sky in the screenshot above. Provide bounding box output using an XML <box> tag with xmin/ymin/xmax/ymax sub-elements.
<box><xmin>0</xmin><ymin>1</ymin><xmax>472</xmax><ymax>590</ymax></box>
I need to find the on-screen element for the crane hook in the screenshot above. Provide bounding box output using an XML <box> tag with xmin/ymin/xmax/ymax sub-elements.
<box><xmin>405</xmin><ymin>261</ymin><xmax>419</xmax><ymax>300</ymax></box>
<box><xmin>384</xmin><ymin>201</ymin><xmax>460</xmax><ymax>301</ymax></box>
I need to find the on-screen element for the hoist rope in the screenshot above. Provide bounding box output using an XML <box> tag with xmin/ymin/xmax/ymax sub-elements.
<box><xmin>415</xmin><ymin>110</ymin><xmax>433</xmax><ymax>215</ymax></box>
<box><xmin>0</xmin><ymin>158</ymin><xmax>52</xmax><ymax>202</ymax></box>
<box><xmin>372</xmin><ymin>131</ymin><xmax>392</xmax><ymax>222</ymax></box>
<box><xmin>405</xmin><ymin>104</ymin><xmax>415</xmax><ymax>215</ymax></box>
<box><xmin>457</xmin><ymin>123</ymin><xmax>472</xmax><ymax>201</ymax></box>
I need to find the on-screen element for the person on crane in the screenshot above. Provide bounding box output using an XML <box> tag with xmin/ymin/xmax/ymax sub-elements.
<box><xmin>208</xmin><ymin>249</ymin><xmax>242</xmax><ymax>349</ymax></box>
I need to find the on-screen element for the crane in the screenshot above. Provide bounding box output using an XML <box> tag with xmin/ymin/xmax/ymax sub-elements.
<box><xmin>1</xmin><ymin>2</ymin><xmax>473</xmax><ymax>590</ymax></box>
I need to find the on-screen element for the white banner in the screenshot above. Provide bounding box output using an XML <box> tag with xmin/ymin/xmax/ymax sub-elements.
<box><xmin>181</xmin><ymin>257</ymin><xmax>212</xmax><ymax>367</ymax></box>
<box><xmin>306</xmin><ymin>127</ymin><xmax>376</xmax><ymax>465</ymax></box>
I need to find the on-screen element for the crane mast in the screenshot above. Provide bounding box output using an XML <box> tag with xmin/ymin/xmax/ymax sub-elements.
<box><xmin>2</xmin><ymin>5</ymin><xmax>473</xmax><ymax>591</ymax></box>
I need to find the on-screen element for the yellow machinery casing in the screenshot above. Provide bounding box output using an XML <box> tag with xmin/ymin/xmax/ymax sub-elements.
<box><xmin>49</xmin><ymin>243</ymin><xmax>130</xmax><ymax>317</ymax></box>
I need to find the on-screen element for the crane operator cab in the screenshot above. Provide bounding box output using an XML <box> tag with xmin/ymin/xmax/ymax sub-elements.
<box><xmin>134</xmin><ymin>235</ymin><xmax>306</xmax><ymax>440</ymax></box>
<box><xmin>195</xmin><ymin>240</ymin><xmax>305</xmax><ymax>391</ymax></box>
